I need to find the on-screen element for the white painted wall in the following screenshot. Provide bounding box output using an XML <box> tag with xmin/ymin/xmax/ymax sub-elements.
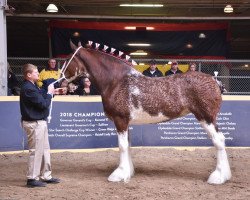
<box><xmin>0</xmin><ymin>0</ymin><xmax>7</xmax><ymax>95</ymax></box>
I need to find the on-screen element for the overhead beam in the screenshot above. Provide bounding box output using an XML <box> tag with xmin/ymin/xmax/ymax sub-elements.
<box><xmin>6</xmin><ymin>13</ymin><xmax>250</xmax><ymax>20</ymax></box>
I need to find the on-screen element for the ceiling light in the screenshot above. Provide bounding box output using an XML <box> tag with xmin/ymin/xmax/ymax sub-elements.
<box><xmin>130</xmin><ymin>50</ymin><xmax>148</xmax><ymax>56</ymax></box>
<box><xmin>186</xmin><ymin>43</ymin><xmax>193</xmax><ymax>48</ymax></box>
<box><xmin>120</xmin><ymin>4</ymin><xmax>163</xmax><ymax>7</ymax></box>
<box><xmin>127</xmin><ymin>43</ymin><xmax>151</xmax><ymax>47</ymax></box>
<box><xmin>46</xmin><ymin>4</ymin><xmax>58</xmax><ymax>13</ymax></box>
<box><xmin>73</xmin><ymin>32</ymin><xmax>80</xmax><ymax>37</ymax></box>
<box><xmin>124</xmin><ymin>26</ymin><xmax>155</xmax><ymax>30</ymax></box>
<box><xmin>224</xmin><ymin>5</ymin><xmax>233</xmax><ymax>13</ymax></box>
<box><xmin>244</xmin><ymin>64</ymin><xmax>249</xmax><ymax>68</ymax></box>
<box><xmin>146</xmin><ymin>27</ymin><xmax>154</xmax><ymax>30</ymax></box>
<box><xmin>139</xmin><ymin>63</ymin><xmax>145</xmax><ymax>65</ymax></box>
<box><xmin>125</xmin><ymin>26</ymin><xmax>136</xmax><ymax>30</ymax></box>
<box><xmin>199</xmin><ymin>33</ymin><xmax>206</xmax><ymax>38</ymax></box>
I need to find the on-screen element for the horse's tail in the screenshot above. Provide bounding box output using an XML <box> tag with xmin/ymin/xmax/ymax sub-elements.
<box><xmin>213</xmin><ymin>71</ymin><xmax>226</xmax><ymax>94</ymax></box>
<box><xmin>214</xmin><ymin>78</ymin><xmax>227</xmax><ymax>94</ymax></box>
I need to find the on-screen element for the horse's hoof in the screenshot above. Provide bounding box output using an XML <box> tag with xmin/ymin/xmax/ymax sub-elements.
<box><xmin>108</xmin><ymin>175</ymin><xmax>122</xmax><ymax>182</ymax></box>
<box><xmin>207</xmin><ymin>170</ymin><xmax>231</xmax><ymax>184</ymax></box>
<box><xmin>108</xmin><ymin>168</ymin><xmax>131</xmax><ymax>182</ymax></box>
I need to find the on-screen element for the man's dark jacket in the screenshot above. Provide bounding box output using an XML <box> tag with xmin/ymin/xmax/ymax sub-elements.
<box><xmin>20</xmin><ymin>80</ymin><xmax>52</xmax><ymax>121</ymax></box>
<box><xmin>165</xmin><ymin>69</ymin><xmax>183</xmax><ymax>76</ymax></box>
<box><xmin>142</xmin><ymin>68</ymin><xmax>163</xmax><ymax>77</ymax></box>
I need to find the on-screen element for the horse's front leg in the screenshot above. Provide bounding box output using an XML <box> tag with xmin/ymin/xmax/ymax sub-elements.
<box><xmin>108</xmin><ymin>120</ymin><xmax>134</xmax><ymax>182</ymax></box>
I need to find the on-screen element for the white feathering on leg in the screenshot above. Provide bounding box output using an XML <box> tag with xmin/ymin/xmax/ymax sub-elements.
<box><xmin>200</xmin><ymin>121</ymin><xmax>231</xmax><ymax>184</ymax></box>
<box><xmin>108</xmin><ymin>131</ymin><xmax>134</xmax><ymax>182</ymax></box>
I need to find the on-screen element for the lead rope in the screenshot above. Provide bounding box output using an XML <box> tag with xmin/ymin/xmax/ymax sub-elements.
<box><xmin>47</xmin><ymin>46</ymin><xmax>82</xmax><ymax>123</ymax></box>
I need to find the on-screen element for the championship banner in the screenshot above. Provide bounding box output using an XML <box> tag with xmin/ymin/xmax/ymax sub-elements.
<box><xmin>0</xmin><ymin>96</ymin><xmax>249</xmax><ymax>151</ymax></box>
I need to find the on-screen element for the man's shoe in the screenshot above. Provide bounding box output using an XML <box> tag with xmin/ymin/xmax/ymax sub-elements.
<box><xmin>27</xmin><ymin>179</ymin><xmax>47</xmax><ymax>188</ymax></box>
<box><xmin>43</xmin><ymin>177</ymin><xmax>60</xmax><ymax>184</ymax></box>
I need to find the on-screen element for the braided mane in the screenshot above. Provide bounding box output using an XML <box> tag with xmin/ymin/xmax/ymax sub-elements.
<box><xmin>86</xmin><ymin>41</ymin><xmax>137</xmax><ymax>66</ymax></box>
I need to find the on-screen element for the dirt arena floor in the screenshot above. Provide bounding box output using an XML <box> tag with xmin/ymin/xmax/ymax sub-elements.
<box><xmin>0</xmin><ymin>147</ymin><xmax>250</xmax><ymax>200</ymax></box>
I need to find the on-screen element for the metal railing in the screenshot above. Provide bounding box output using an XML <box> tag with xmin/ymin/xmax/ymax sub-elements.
<box><xmin>7</xmin><ymin>57</ymin><xmax>250</xmax><ymax>95</ymax></box>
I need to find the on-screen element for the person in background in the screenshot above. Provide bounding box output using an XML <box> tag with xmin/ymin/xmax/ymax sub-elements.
<box><xmin>142</xmin><ymin>59</ymin><xmax>163</xmax><ymax>77</ymax></box>
<box><xmin>55</xmin><ymin>78</ymin><xmax>100</xmax><ymax>96</ymax></box>
<box><xmin>74</xmin><ymin>77</ymin><xmax>93</xmax><ymax>96</ymax></box>
<box><xmin>54</xmin><ymin>79</ymin><xmax>68</xmax><ymax>95</ymax></box>
<box><xmin>7</xmin><ymin>62</ymin><xmax>20</xmax><ymax>95</ymax></box>
<box><xmin>67</xmin><ymin>82</ymin><xmax>78</xmax><ymax>95</ymax></box>
<box><xmin>165</xmin><ymin>60</ymin><xmax>183</xmax><ymax>76</ymax></box>
<box><xmin>188</xmin><ymin>62</ymin><xmax>197</xmax><ymax>72</ymax></box>
<box><xmin>20</xmin><ymin>63</ymin><xmax>60</xmax><ymax>188</ymax></box>
<box><xmin>37</xmin><ymin>58</ymin><xmax>61</xmax><ymax>93</ymax></box>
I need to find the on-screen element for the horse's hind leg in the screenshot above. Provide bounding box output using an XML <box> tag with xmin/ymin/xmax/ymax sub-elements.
<box><xmin>200</xmin><ymin>121</ymin><xmax>231</xmax><ymax>184</ymax></box>
<box><xmin>108</xmin><ymin>119</ymin><xmax>134</xmax><ymax>182</ymax></box>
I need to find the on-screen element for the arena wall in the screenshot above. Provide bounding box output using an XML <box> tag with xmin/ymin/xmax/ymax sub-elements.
<box><xmin>0</xmin><ymin>95</ymin><xmax>250</xmax><ymax>152</ymax></box>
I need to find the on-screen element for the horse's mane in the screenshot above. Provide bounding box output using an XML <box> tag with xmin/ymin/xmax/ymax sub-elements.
<box><xmin>85</xmin><ymin>41</ymin><xmax>137</xmax><ymax>67</ymax></box>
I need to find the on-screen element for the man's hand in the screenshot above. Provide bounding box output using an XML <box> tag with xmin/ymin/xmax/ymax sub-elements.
<box><xmin>54</xmin><ymin>87</ymin><xmax>67</xmax><ymax>95</ymax></box>
<box><xmin>47</xmin><ymin>84</ymin><xmax>55</xmax><ymax>95</ymax></box>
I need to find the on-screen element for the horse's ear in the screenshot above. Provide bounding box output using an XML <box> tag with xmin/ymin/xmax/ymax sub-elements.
<box><xmin>70</xmin><ymin>40</ymin><xmax>77</xmax><ymax>51</ymax></box>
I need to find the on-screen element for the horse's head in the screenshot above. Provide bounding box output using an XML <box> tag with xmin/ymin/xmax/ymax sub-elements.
<box><xmin>60</xmin><ymin>40</ymin><xmax>138</xmax><ymax>94</ymax></box>
<box><xmin>60</xmin><ymin>41</ymin><xmax>89</xmax><ymax>83</ymax></box>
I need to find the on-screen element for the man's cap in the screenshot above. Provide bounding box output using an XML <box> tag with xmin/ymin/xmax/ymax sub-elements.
<box><xmin>171</xmin><ymin>60</ymin><xmax>178</xmax><ymax>66</ymax></box>
<box><xmin>149</xmin><ymin>59</ymin><xmax>156</xmax><ymax>65</ymax></box>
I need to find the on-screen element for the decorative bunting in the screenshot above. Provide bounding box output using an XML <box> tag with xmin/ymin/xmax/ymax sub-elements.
<box><xmin>86</xmin><ymin>41</ymin><xmax>135</xmax><ymax>66</ymax></box>
<box><xmin>110</xmin><ymin>48</ymin><xmax>116</xmax><ymax>54</ymax></box>
<box><xmin>95</xmin><ymin>43</ymin><xmax>100</xmax><ymax>49</ymax></box>
<box><xmin>88</xmin><ymin>41</ymin><xmax>93</xmax><ymax>46</ymax></box>
<box><xmin>103</xmin><ymin>45</ymin><xmax>109</xmax><ymax>51</ymax></box>
<box><xmin>131</xmin><ymin>60</ymin><xmax>137</xmax><ymax>65</ymax></box>
<box><xmin>118</xmin><ymin>51</ymin><xmax>124</xmax><ymax>57</ymax></box>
